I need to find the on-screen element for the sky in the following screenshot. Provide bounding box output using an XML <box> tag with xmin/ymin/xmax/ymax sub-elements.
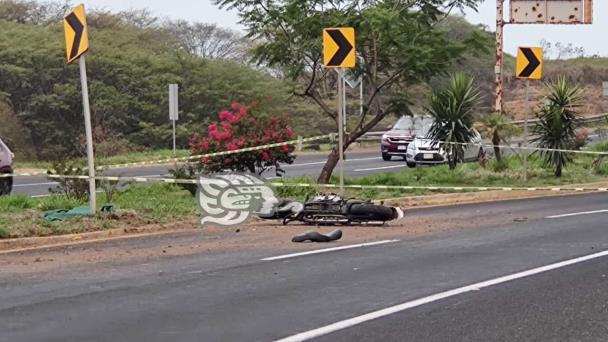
<box><xmin>83</xmin><ymin>0</ymin><xmax>607</xmax><ymax>56</ymax></box>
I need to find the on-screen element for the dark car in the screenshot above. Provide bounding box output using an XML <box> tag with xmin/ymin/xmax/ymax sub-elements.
<box><xmin>0</xmin><ymin>138</ymin><xmax>13</xmax><ymax>195</ymax></box>
<box><xmin>381</xmin><ymin>116</ymin><xmax>427</xmax><ymax>161</ymax></box>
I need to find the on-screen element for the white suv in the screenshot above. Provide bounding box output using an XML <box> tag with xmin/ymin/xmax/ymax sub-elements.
<box><xmin>0</xmin><ymin>138</ymin><xmax>13</xmax><ymax>195</ymax></box>
<box><xmin>405</xmin><ymin>124</ymin><xmax>484</xmax><ymax>168</ymax></box>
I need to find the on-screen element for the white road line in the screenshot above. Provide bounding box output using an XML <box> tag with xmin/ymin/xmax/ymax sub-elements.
<box><xmin>14</xmin><ymin>182</ymin><xmax>58</xmax><ymax>187</ymax></box>
<box><xmin>547</xmin><ymin>209</ymin><xmax>608</xmax><ymax>219</ymax></box>
<box><xmin>275</xmin><ymin>249</ymin><xmax>608</xmax><ymax>342</ymax></box>
<box><xmin>354</xmin><ymin>164</ymin><xmax>408</xmax><ymax>172</ymax></box>
<box><xmin>30</xmin><ymin>190</ymin><xmax>104</xmax><ymax>198</ymax></box>
<box><xmin>284</xmin><ymin>157</ymin><xmax>380</xmax><ymax>168</ymax></box>
<box><xmin>261</xmin><ymin>240</ymin><xmax>400</xmax><ymax>261</ymax></box>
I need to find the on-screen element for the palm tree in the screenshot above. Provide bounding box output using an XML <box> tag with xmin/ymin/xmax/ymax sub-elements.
<box><xmin>532</xmin><ymin>78</ymin><xmax>582</xmax><ymax>177</ymax></box>
<box><xmin>475</xmin><ymin>113</ymin><xmax>520</xmax><ymax>162</ymax></box>
<box><xmin>427</xmin><ymin>73</ymin><xmax>481</xmax><ymax>170</ymax></box>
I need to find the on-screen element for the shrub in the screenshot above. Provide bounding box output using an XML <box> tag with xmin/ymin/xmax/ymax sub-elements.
<box><xmin>47</xmin><ymin>161</ymin><xmax>89</xmax><ymax>200</ymax></box>
<box><xmin>573</xmin><ymin>129</ymin><xmax>590</xmax><ymax>150</ymax></box>
<box><xmin>189</xmin><ymin>102</ymin><xmax>296</xmax><ymax>176</ymax></box>
<box><xmin>532</xmin><ymin>78</ymin><xmax>583</xmax><ymax>177</ymax></box>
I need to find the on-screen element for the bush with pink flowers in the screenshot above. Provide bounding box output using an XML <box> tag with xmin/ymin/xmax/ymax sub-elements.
<box><xmin>188</xmin><ymin>102</ymin><xmax>296</xmax><ymax>175</ymax></box>
<box><xmin>573</xmin><ymin>129</ymin><xmax>589</xmax><ymax>150</ymax></box>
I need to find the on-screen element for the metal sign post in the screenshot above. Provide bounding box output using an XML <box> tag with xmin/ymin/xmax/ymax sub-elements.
<box><xmin>169</xmin><ymin>84</ymin><xmax>179</xmax><ymax>155</ymax></box>
<box><xmin>64</xmin><ymin>4</ymin><xmax>95</xmax><ymax>214</ymax></box>
<box><xmin>79</xmin><ymin>55</ymin><xmax>96</xmax><ymax>214</ymax></box>
<box><xmin>337</xmin><ymin>70</ymin><xmax>345</xmax><ymax>196</ymax></box>
<box><xmin>342</xmin><ymin>76</ymin><xmax>347</xmax><ymax>132</ymax></box>
<box><xmin>323</xmin><ymin>27</ymin><xmax>355</xmax><ymax>195</ymax></box>
<box><xmin>516</xmin><ymin>46</ymin><xmax>543</xmax><ymax>182</ymax></box>
<box><xmin>523</xmin><ymin>80</ymin><xmax>529</xmax><ymax>182</ymax></box>
<box><xmin>360</xmin><ymin>79</ymin><xmax>363</xmax><ymax>116</ymax></box>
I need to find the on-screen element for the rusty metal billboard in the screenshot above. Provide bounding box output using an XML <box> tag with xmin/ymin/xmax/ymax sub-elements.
<box><xmin>510</xmin><ymin>0</ymin><xmax>593</xmax><ymax>24</ymax></box>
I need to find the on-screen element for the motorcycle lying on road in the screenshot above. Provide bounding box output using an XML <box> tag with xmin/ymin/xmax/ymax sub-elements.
<box><xmin>257</xmin><ymin>193</ymin><xmax>404</xmax><ymax>226</ymax></box>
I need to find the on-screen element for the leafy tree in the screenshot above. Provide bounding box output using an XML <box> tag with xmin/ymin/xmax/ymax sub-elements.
<box><xmin>216</xmin><ymin>0</ymin><xmax>484</xmax><ymax>183</ymax></box>
<box><xmin>426</xmin><ymin>73</ymin><xmax>481</xmax><ymax>170</ymax></box>
<box><xmin>166</xmin><ymin>21</ymin><xmax>248</xmax><ymax>60</ymax></box>
<box><xmin>475</xmin><ymin>112</ymin><xmax>519</xmax><ymax>162</ymax></box>
<box><xmin>189</xmin><ymin>102</ymin><xmax>296</xmax><ymax>175</ymax></box>
<box><xmin>0</xmin><ymin>0</ymin><xmax>70</xmax><ymax>25</ymax></box>
<box><xmin>532</xmin><ymin>78</ymin><xmax>582</xmax><ymax>177</ymax></box>
<box><xmin>0</xmin><ymin>6</ymin><xmax>297</xmax><ymax>160</ymax></box>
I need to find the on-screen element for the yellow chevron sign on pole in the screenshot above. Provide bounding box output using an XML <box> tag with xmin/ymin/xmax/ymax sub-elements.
<box><xmin>323</xmin><ymin>28</ymin><xmax>356</xmax><ymax>68</ymax></box>
<box><xmin>63</xmin><ymin>4</ymin><xmax>97</xmax><ymax>214</ymax></box>
<box><xmin>63</xmin><ymin>4</ymin><xmax>89</xmax><ymax>64</ymax></box>
<box><xmin>516</xmin><ymin>47</ymin><xmax>543</xmax><ymax>80</ymax></box>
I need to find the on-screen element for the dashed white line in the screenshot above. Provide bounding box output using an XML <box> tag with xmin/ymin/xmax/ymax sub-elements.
<box><xmin>275</xmin><ymin>248</ymin><xmax>608</xmax><ymax>342</ymax></box>
<box><xmin>283</xmin><ymin>157</ymin><xmax>380</xmax><ymax>168</ymax></box>
<box><xmin>14</xmin><ymin>182</ymin><xmax>58</xmax><ymax>188</ymax></box>
<box><xmin>354</xmin><ymin>164</ymin><xmax>408</xmax><ymax>172</ymax></box>
<box><xmin>261</xmin><ymin>240</ymin><xmax>400</xmax><ymax>261</ymax></box>
<box><xmin>546</xmin><ymin>209</ymin><xmax>608</xmax><ymax>219</ymax></box>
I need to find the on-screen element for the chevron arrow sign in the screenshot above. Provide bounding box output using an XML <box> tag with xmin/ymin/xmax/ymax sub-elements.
<box><xmin>63</xmin><ymin>4</ymin><xmax>89</xmax><ymax>64</ymax></box>
<box><xmin>323</xmin><ymin>28</ymin><xmax>356</xmax><ymax>68</ymax></box>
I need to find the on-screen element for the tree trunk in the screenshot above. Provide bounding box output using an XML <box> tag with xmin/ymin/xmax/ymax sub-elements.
<box><xmin>449</xmin><ymin>158</ymin><xmax>456</xmax><ymax>170</ymax></box>
<box><xmin>555</xmin><ymin>163</ymin><xmax>562</xmax><ymax>177</ymax></box>
<box><xmin>317</xmin><ymin>148</ymin><xmax>340</xmax><ymax>184</ymax></box>
<box><xmin>492</xmin><ymin>132</ymin><xmax>501</xmax><ymax>162</ymax></box>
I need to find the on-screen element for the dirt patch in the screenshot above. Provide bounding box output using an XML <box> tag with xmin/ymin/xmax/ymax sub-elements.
<box><xmin>2</xmin><ymin>184</ymin><xmax>606</xmax><ymax>275</ymax></box>
<box><xmin>382</xmin><ymin>188</ymin><xmax>587</xmax><ymax>208</ymax></box>
<box><xmin>0</xmin><ymin>214</ymin><xmax>505</xmax><ymax>275</ymax></box>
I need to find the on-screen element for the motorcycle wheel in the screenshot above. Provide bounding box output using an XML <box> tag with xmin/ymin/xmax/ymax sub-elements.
<box><xmin>349</xmin><ymin>204</ymin><xmax>394</xmax><ymax>221</ymax></box>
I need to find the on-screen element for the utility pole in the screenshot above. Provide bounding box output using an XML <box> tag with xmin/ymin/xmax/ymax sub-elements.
<box><xmin>495</xmin><ymin>0</ymin><xmax>505</xmax><ymax>113</ymax></box>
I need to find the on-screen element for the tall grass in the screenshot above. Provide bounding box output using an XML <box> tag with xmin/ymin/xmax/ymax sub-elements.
<box><xmin>0</xmin><ymin>195</ymin><xmax>36</xmax><ymax>212</ymax></box>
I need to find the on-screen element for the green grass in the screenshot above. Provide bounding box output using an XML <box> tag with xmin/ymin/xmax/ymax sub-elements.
<box><xmin>0</xmin><ymin>183</ymin><xmax>197</xmax><ymax>239</ymax></box>
<box><xmin>108</xmin><ymin>183</ymin><xmax>199</xmax><ymax>220</ymax></box>
<box><xmin>0</xmin><ymin>195</ymin><xmax>36</xmax><ymax>212</ymax></box>
<box><xmin>274</xmin><ymin>151</ymin><xmax>608</xmax><ymax>200</ymax></box>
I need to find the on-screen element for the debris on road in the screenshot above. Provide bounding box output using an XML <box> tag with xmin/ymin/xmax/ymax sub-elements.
<box><xmin>292</xmin><ymin>229</ymin><xmax>343</xmax><ymax>243</ymax></box>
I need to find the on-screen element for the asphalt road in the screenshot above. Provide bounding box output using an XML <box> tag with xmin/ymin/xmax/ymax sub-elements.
<box><xmin>12</xmin><ymin>150</ymin><xmax>403</xmax><ymax>197</ymax></box>
<box><xmin>12</xmin><ymin>132</ymin><xmax>607</xmax><ymax>197</ymax></box>
<box><xmin>3</xmin><ymin>192</ymin><xmax>608</xmax><ymax>341</ymax></box>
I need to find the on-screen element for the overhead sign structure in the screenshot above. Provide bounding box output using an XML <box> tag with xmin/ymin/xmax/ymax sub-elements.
<box><xmin>323</xmin><ymin>28</ymin><xmax>355</xmax><ymax>68</ymax></box>
<box><xmin>510</xmin><ymin>0</ymin><xmax>593</xmax><ymax>24</ymax></box>
<box><xmin>63</xmin><ymin>4</ymin><xmax>89</xmax><ymax>64</ymax></box>
<box><xmin>516</xmin><ymin>47</ymin><xmax>543</xmax><ymax>80</ymax></box>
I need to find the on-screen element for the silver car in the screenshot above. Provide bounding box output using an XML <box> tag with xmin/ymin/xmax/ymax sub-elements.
<box><xmin>0</xmin><ymin>138</ymin><xmax>13</xmax><ymax>195</ymax></box>
<box><xmin>405</xmin><ymin>121</ymin><xmax>484</xmax><ymax>168</ymax></box>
